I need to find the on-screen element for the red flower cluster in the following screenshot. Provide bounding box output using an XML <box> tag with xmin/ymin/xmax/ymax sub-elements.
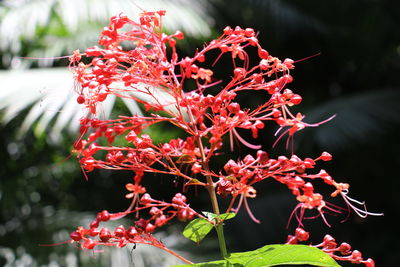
<box><xmin>68</xmin><ymin>193</ymin><xmax>197</xmax><ymax>263</ymax></box>
<box><xmin>287</xmin><ymin>228</ymin><xmax>375</xmax><ymax>267</ymax></box>
<box><xmin>68</xmin><ymin>10</ymin><xmax>381</xmax><ymax>265</ymax></box>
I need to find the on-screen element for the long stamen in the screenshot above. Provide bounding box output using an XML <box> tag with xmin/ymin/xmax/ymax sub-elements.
<box><xmin>231</xmin><ymin>193</ymin><xmax>244</xmax><ymax>213</ymax></box>
<box><xmin>340</xmin><ymin>191</ymin><xmax>383</xmax><ymax>218</ymax></box>
<box><xmin>243</xmin><ymin>196</ymin><xmax>260</xmax><ymax>224</ymax></box>
<box><xmin>232</xmin><ymin>128</ymin><xmax>261</xmax><ymax>150</ymax></box>
<box><xmin>273</xmin><ymin>128</ymin><xmax>290</xmax><ymax>148</ymax></box>
<box><xmin>111</xmin><ymin>194</ymin><xmax>139</xmax><ymax>220</ymax></box>
<box><xmin>287</xmin><ymin>203</ymin><xmax>305</xmax><ymax>229</ymax></box>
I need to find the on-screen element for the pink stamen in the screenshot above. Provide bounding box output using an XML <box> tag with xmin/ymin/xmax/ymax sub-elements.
<box><xmin>243</xmin><ymin>196</ymin><xmax>261</xmax><ymax>224</ymax></box>
<box><xmin>340</xmin><ymin>191</ymin><xmax>383</xmax><ymax>218</ymax></box>
<box><xmin>232</xmin><ymin>128</ymin><xmax>262</xmax><ymax>150</ymax></box>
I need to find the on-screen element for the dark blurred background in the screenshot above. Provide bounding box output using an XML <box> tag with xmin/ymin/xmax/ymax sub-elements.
<box><xmin>1</xmin><ymin>0</ymin><xmax>399</xmax><ymax>266</ymax></box>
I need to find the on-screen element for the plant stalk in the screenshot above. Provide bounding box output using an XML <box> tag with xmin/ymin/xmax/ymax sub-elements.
<box><xmin>206</xmin><ymin>174</ymin><xmax>229</xmax><ymax>259</ymax></box>
<box><xmin>198</xmin><ymin>139</ymin><xmax>228</xmax><ymax>259</ymax></box>
<box><xmin>187</xmin><ymin>107</ymin><xmax>229</xmax><ymax>259</ymax></box>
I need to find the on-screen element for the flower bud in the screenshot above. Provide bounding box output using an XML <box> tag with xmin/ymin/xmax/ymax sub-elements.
<box><xmin>83</xmin><ymin>239</ymin><xmax>96</xmax><ymax>249</ymax></box>
<box><xmin>70</xmin><ymin>231</ymin><xmax>82</xmax><ymax>241</ymax></box>
<box><xmin>114</xmin><ymin>225</ymin><xmax>125</xmax><ymax>237</ymax></box>
<box><xmin>295</xmin><ymin>228</ymin><xmax>309</xmax><ymax>241</ymax></box>
<box><xmin>172</xmin><ymin>193</ymin><xmax>187</xmax><ymax>205</ymax></box>
<box><xmin>145</xmin><ymin>223</ymin><xmax>156</xmax><ymax>233</ymax></box>
<box><xmin>99</xmin><ymin>228</ymin><xmax>112</xmax><ymax>242</ymax></box>
<box><xmin>98</xmin><ymin>210</ymin><xmax>110</xmax><ymax>221</ymax></box>
<box><xmin>320</xmin><ymin>152</ymin><xmax>332</xmax><ymax>161</ymax></box>
<box><xmin>125</xmin><ymin>226</ymin><xmax>138</xmax><ymax>239</ymax></box>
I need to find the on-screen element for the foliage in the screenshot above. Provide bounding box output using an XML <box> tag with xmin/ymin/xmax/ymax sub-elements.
<box><xmin>0</xmin><ymin>0</ymin><xmax>215</xmax><ymax>143</ymax></box>
<box><xmin>183</xmin><ymin>213</ymin><xmax>235</xmax><ymax>243</ymax></box>
<box><xmin>175</xmin><ymin>244</ymin><xmax>340</xmax><ymax>267</ymax></box>
<box><xmin>0</xmin><ymin>0</ymin><xmax>214</xmax><ymax>67</ymax></box>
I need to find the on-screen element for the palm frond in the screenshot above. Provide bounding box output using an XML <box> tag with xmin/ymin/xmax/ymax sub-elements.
<box><xmin>0</xmin><ymin>68</ymin><xmax>129</xmax><ymax>142</ymax></box>
<box><xmin>0</xmin><ymin>0</ymin><xmax>54</xmax><ymax>54</ymax></box>
<box><xmin>0</xmin><ymin>0</ymin><xmax>214</xmax><ymax>66</ymax></box>
<box><xmin>0</xmin><ymin>67</ymin><xmax>187</xmax><ymax>143</ymax></box>
<box><xmin>0</xmin><ymin>0</ymin><xmax>214</xmax><ymax>143</ymax></box>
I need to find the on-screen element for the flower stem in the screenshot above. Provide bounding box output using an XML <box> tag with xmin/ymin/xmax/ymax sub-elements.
<box><xmin>203</xmin><ymin>154</ymin><xmax>228</xmax><ymax>259</ymax></box>
<box><xmin>186</xmin><ymin>108</ymin><xmax>228</xmax><ymax>259</ymax></box>
<box><xmin>159</xmin><ymin>245</ymin><xmax>194</xmax><ymax>264</ymax></box>
<box><xmin>198</xmin><ymin>139</ymin><xmax>228</xmax><ymax>259</ymax></box>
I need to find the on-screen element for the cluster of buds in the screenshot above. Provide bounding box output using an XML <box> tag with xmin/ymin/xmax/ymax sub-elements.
<box><xmin>216</xmin><ymin>150</ymin><xmax>348</xmax><ymax>224</ymax></box>
<box><xmin>287</xmin><ymin>228</ymin><xmax>375</xmax><ymax>267</ymax></box>
<box><xmin>67</xmin><ymin>10</ymin><xmax>381</xmax><ymax>265</ymax></box>
<box><xmin>69</xmin><ymin>193</ymin><xmax>197</xmax><ymax>256</ymax></box>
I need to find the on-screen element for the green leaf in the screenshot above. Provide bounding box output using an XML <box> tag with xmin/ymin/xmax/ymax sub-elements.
<box><xmin>173</xmin><ymin>244</ymin><xmax>340</xmax><ymax>267</ymax></box>
<box><xmin>227</xmin><ymin>244</ymin><xmax>340</xmax><ymax>266</ymax></box>
<box><xmin>216</xmin><ymin>212</ymin><xmax>236</xmax><ymax>221</ymax></box>
<box><xmin>202</xmin><ymin>211</ymin><xmax>218</xmax><ymax>220</ymax></box>
<box><xmin>173</xmin><ymin>260</ymin><xmax>228</xmax><ymax>267</ymax></box>
<box><xmin>182</xmin><ymin>218</ymin><xmax>213</xmax><ymax>243</ymax></box>
<box><xmin>201</xmin><ymin>212</ymin><xmax>236</xmax><ymax>222</ymax></box>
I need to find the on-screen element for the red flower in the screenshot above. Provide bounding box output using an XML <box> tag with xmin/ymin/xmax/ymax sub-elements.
<box><xmin>125</xmin><ymin>183</ymin><xmax>146</xmax><ymax>199</ymax></box>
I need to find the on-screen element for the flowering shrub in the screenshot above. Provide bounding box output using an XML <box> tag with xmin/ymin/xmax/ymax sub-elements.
<box><xmin>67</xmin><ymin>11</ymin><xmax>382</xmax><ymax>266</ymax></box>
